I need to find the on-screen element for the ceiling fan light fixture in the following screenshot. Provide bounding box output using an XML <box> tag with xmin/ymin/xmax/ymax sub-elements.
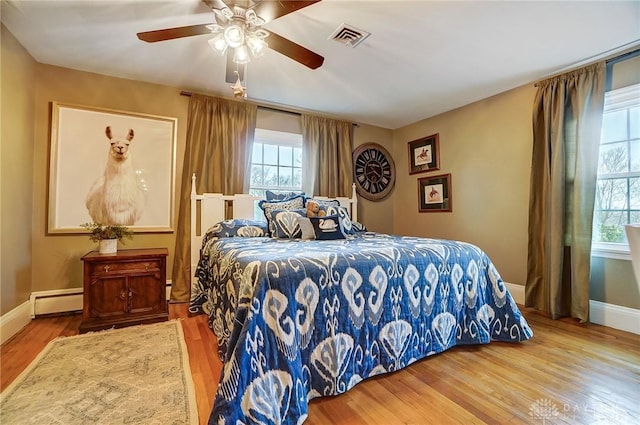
<box><xmin>224</xmin><ymin>23</ymin><xmax>244</xmax><ymax>48</ymax></box>
<box><xmin>233</xmin><ymin>45</ymin><xmax>251</xmax><ymax>64</ymax></box>
<box><xmin>208</xmin><ymin>34</ymin><xmax>228</xmax><ymax>55</ymax></box>
<box><xmin>246</xmin><ymin>35</ymin><xmax>268</xmax><ymax>57</ymax></box>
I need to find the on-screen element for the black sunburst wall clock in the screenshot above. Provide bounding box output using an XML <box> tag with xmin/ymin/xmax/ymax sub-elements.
<box><xmin>352</xmin><ymin>143</ymin><xmax>396</xmax><ymax>201</ymax></box>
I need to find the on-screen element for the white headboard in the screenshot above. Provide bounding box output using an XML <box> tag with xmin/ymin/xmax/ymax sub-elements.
<box><xmin>190</xmin><ymin>173</ymin><xmax>358</xmax><ymax>286</ymax></box>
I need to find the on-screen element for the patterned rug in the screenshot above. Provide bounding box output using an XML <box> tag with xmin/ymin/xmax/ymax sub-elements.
<box><xmin>0</xmin><ymin>320</ymin><xmax>198</xmax><ymax>425</ymax></box>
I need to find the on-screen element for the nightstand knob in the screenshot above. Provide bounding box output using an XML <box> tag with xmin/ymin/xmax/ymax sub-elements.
<box><xmin>144</xmin><ymin>263</ymin><xmax>149</xmax><ymax>271</ymax></box>
<box><xmin>104</xmin><ymin>265</ymin><xmax>110</xmax><ymax>272</ymax></box>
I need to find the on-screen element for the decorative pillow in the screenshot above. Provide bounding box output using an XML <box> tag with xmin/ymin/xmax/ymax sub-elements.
<box><xmin>351</xmin><ymin>221</ymin><xmax>367</xmax><ymax>233</ymax></box>
<box><xmin>305</xmin><ymin>197</ymin><xmax>340</xmax><ymax>208</ymax></box>
<box><xmin>296</xmin><ymin>216</ymin><xmax>316</xmax><ymax>240</ymax></box>
<box><xmin>204</xmin><ymin>219</ymin><xmax>269</xmax><ymax>245</ymax></box>
<box><xmin>326</xmin><ymin>205</ymin><xmax>353</xmax><ymax>234</ymax></box>
<box><xmin>310</xmin><ymin>215</ymin><xmax>347</xmax><ymax>240</ymax></box>
<box><xmin>266</xmin><ymin>190</ymin><xmax>305</xmax><ymax>201</ymax></box>
<box><xmin>258</xmin><ymin>195</ymin><xmax>305</xmax><ymax>236</ymax></box>
<box><xmin>271</xmin><ymin>209</ymin><xmax>307</xmax><ymax>239</ymax></box>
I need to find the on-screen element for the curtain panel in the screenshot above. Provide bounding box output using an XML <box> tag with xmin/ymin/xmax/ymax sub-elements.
<box><xmin>171</xmin><ymin>94</ymin><xmax>257</xmax><ymax>302</ymax></box>
<box><xmin>525</xmin><ymin>62</ymin><xmax>605</xmax><ymax>321</ymax></box>
<box><xmin>301</xmin><ymin>114</ymin><xmax>354</xmax><ymax>197</ymax></box>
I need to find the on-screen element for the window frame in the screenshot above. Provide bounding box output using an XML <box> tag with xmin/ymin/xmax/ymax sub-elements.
<box><xmin>249</xmin><ymin>128</ymin><xmax>303</xmax><ymax>196</ymax></box>
<box><xmin>591</xmin><ymin>83</ymin><xmax>640</xmax><ymax>261</ymax></box>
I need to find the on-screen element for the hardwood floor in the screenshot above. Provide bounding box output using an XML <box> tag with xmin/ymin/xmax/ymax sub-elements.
<box><xmin>2</xmin><ymin>304</ymin><xmax>638</xmax><ymax>424</ymax></box>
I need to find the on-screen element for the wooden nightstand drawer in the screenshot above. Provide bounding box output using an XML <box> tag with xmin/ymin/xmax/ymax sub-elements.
<box><xmin>87</xmin><ymin>259</ymin><xmax>162</xmax><ymax>275</ymax></box>
<box><xmin>79</xmin><ymin>248</ymin><xmax>169</xmax><ymax>333</ymax></box>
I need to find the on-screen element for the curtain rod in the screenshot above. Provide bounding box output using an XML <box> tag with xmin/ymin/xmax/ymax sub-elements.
<box><xmin>179</xmin><ymin>90</ymin><xmax>359</xmax><ymax>126</ymax></box>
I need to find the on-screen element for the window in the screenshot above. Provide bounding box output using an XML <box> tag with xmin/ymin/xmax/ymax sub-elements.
<box><xmin>592</xmin><ymin>83</ymin><xmax>640</xmax><ymax>257</ymax></box>
<box><xmin>249</xmin><ymin>128</ymin><xmax>303</xmax><ymax>199</ymax></box>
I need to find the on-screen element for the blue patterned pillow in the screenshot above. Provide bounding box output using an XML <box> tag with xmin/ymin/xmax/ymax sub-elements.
<box><xmin>310</xmin><ymin>215</ymin><xmax>347</xmax><ymax>240</ymax></box>
<box><xmin>203</xmin><ymin>219</ymin><xmax>268</xmax><ymax>245</ymax></box>
<box><xmin>310</xmin><ymin>204</ymin><xmax>353</xmax><ymax>234</ymax></box>
<box><xmin>271</xmin><ymin>209</ymin><xmax>307</xmax><ymax>239</ymax></box>
<box><xmin>351</xmin><ymin>221</ymin><xmax>367</xmax><ymax>232</ymax></box>
<box><xmin>266</xmin><ymin>190</ymin><xmax>305</xmax><ymax>201</ymax></box>
<box><xmin>305</xmin><ymin>197</ymin><xmax>340</xmax><ymax>207</ymax></box>
<box><xmin>258</xmin><ymin>195</ymin><xmax>306</xmax><ymax>236</ymax></box>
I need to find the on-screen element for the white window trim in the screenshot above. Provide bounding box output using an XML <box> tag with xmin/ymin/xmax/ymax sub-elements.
<box><xmin>591</xmin><ymin>242</ymin><xmax>631</xmax><ymax>261</ymax></box>
<box><xmin>591</xmin><ymin>83</ymin><xmax>639</xmax><ymax>260</ymax></box>
<box><xmin>255</xmin><ymin>128</ymin><xmax>302</xmax><ymax>147</ymax></box>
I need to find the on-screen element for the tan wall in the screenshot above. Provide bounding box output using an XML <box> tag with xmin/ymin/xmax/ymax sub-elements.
<box><xmin>1</xmin><ymin>26</ymin><xmax>636</xmax><ymax>315</ymax></box>
<box><xmin>353</xmin><ymin>124</ymin><xmax>394</xmax><ymax>234</ymax></box>
<box><xmin>31</xmin><ymin>64</ymin><xmax>190</xmax><ymax>294</ymax></box>
<box><xmin>1</xmin><ymin>25</ymin><xmax>36</xmax><ymax>315</ymax></box>
<box><xmin>392</xmin><ymin>85</ymin><xmax>536</xmax><ymax>286</ymax></box>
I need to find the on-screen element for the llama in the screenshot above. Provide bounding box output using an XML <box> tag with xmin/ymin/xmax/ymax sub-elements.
<box><xmin>85</xmin><ymin>126</ymin><xmax>145</xmax><ymax>225</ymax></box>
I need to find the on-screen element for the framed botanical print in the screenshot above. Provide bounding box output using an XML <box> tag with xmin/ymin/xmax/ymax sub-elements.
<box><xmin>408</xmin><ymin>133</ymin><xmax>440</xmax><ymax>174</ymax></box>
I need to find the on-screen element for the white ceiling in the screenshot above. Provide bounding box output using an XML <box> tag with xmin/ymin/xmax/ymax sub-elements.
<box><xmin>2</xmin><ymin>0</ymin><xmax>639</xmax><ymax>129</ymax></box>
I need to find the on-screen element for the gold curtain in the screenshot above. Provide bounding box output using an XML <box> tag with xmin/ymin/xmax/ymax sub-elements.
<box><xmin>526</xmin><ymin>62</ymin><xmax>605</xmax><ymax>321</ymax></box>
<box><xmin>301</xmin><ymin>114</ymin><xmax>353</xmax><ymax>197</ymax></box>
<box><xmin>170</xmin><ymin>94</ymin><xmax>257</xmax><ymax>302</ymax></box>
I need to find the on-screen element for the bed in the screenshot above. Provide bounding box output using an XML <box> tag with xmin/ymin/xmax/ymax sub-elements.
<box><xmin>188</xmin><ymin>174</ymin><xmax>533</xmax><ymax>425</ymax></box>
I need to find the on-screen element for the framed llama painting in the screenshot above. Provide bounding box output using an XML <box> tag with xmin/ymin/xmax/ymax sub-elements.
<box><xmin>48</xmin><ymin>102</ymin><xmax>177</xmax><ymax>234</ymax></box>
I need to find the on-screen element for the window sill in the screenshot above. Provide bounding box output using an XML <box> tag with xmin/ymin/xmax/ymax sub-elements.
<box><xmin>591</xmin><ymin>243</ymin><xmax>631</xmax><ymax>261</ymax></box>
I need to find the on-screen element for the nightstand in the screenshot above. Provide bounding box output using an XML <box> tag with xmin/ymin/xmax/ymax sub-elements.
<box><xmin>79</xmin><ymin>248</ymin><xmax>169</xmax><ymax>333</ymax></box>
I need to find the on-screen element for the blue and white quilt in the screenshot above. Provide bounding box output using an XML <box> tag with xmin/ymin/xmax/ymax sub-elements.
<box><xmin>190</xmin><ymin>230</ymin><xmax>533</xmax><ymax>425</ymax></box>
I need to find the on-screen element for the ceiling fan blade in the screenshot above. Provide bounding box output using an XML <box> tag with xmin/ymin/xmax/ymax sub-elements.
<box><xmin>268</xmin><ymin>31</ymin><xmax>324</xmax><ymax>69</ymax></box>
<box><xmin>202</xmin><ymin>0</ymin><xmax>229</xmax><ymax>11</ymax></box>
<box><xmin>137</xmin><ymin>24</ymin><xmax>213</xmax><ymax>43</ymax></box>
<box><xmin>252</xmin><ymin>0</ymin><xmax>321</xmax><ymax>23</ymax></box>
<box><xmin>226</xmin><ymin>54</ymin><xmax>246</xmax><ymax>83</ymax></box>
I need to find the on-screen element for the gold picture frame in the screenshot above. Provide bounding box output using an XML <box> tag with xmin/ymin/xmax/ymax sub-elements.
<box><xmin>47</xmin><ymin>102</ymin><xmax>177</xmax><ymax>234</ymax></box>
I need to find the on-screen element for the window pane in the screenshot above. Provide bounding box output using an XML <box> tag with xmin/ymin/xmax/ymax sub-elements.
<box><xmin>251</xmin><ymin>165</ymin><xmax>263</xmax><ymax>186</ymax></box>
<box><xmin>601</xmin><ymin>110</ymin><xmax>628</xmax><ymax>143</ymax></box>
<box><xmin>264</xmin><ymin>144</ymin><xmax>278</xmax><ymax>165</ymax></box>
<box><xmin>631</xmin><ymin>139</ymin><xmax>640</xmax><ymax>172</ymax></box>
<box><xmin>596</xmin><ymin>178</ymin><xmax>629</xmax><ymax>210</ymax></box>
<box><xmin>294</xmin><ymin>148</ymin><xmax>302</xmax><ymax>167</ymax></box>
<box><xmin>630</xmin><ymin>106</ymin><xmax>639</xmax><ymax>139</ymax></box>
<box><xmin>631</xmin><ymin>210</ymin><xmax>640</xmax><ymax>224</ymax></box>
<box><xmin>252</xmin><ymin>143</ymin><xmax>263</xmax><ymax>164</ymax></box>
<box><xmin>598</xmin><ymin>142</ymin><xmax>628</xmax><ymax>174</ymax></box>
<box><xmin>593</xmin><ymin>210</ymin><xmax>627</xmax><ymax>243</ymax></box>
<box><xmin>279</xmin><ymin>166</ymin><xmax>293</xmax><ymax>186</ymax></box>
<box><xmin>264</xmin><ymin>165</ymin><xmax>278</xmax><ymax>186</ymax></box>
<box><xmin>279</xmin><ymin>146</ymin><xmax>293</xmax><ymax>167</ymax></box>
<box><xmin>631</xmin><ymin>177</ymin><xmax>640</xmax><ymax>209</ymax></box>
<box><xmin>292</xmin><ymin>167</ymin><xmax>302</xmax><ymax>188</ymax></box>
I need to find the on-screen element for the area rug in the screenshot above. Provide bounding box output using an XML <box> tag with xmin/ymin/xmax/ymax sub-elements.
<box><xmin>0</xmin><ymin>320</ymin><xmax>198</xmax><ymax>425</ymax></box>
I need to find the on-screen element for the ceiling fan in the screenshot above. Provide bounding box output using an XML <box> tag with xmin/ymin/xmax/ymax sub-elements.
<box><xmin>137</xmin><ymin>0</ymin><xmax>324</xmax><ymax>83</ymax></box>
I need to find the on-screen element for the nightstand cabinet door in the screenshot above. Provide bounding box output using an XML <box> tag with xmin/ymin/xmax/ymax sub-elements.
<box><xmin>80</xmin><ymin>248</ymin><xmax>169</xmax><ymax>333</ymax></box>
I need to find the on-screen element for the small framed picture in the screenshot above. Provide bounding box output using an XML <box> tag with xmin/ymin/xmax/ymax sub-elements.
<box><xmin>408</xmin><ymin>133</ymin><xmax>440</xmax><ymax>174</ymax></box>
<box><xmin>418</xmin><ymin>173</ymin><xmax>451</xmax><ymax>212</ymax></box>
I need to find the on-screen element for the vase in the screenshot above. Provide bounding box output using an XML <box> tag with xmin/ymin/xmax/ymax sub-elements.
<box><xmin>99</xmin><ymin>239</ymin><xmax>117</xmax><ymax>254</ymax></box>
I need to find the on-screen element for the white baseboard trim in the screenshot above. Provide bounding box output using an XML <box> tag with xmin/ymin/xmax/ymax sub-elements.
<box><xmin>590</xmin><ymin>300</ymin><xmax>640</xmax><ymax>335</ymax></box>
<box><xmin>0</xmin><ymin>300</ymin><xmax>31</xmax><ymax>345</ymax></box>
<box><xmin>506</xmin><ymin>281</ymin><xmax>640</xmax><ymax>335</ymax></box>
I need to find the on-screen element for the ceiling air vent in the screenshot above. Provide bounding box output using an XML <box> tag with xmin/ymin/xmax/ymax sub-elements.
<box><xmin>329</xmin><ymin>24</ymin><xmax>370</xmax><ymax>47</ymax></box>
